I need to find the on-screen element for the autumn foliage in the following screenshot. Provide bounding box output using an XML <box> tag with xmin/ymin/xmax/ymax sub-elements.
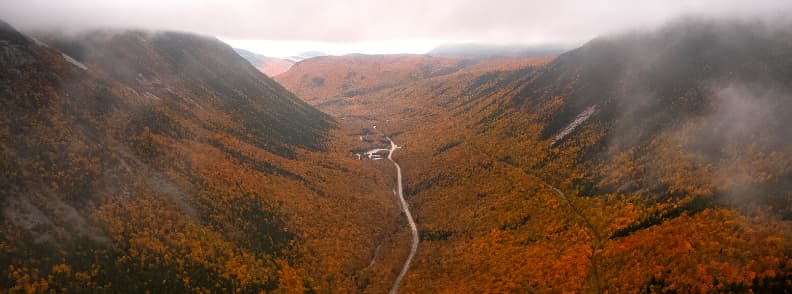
<box><xmin>0</xmin><ymin>24</ymin><xmax>399</xmax><ymax>292</ymax></box>
<box><xmin>276</xmin><ymin>19</ymin><xmax>792</xmax><ymax>292</ymax></box>
<box><xmin>2</xmin><ymin>18</ymin><xmax>792</xmax><ymax>293</ymax></box>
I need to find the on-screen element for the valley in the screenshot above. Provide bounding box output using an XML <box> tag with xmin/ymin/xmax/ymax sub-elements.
<box><xmin>275</xmin><ymin>18</ymin><xmax>792</xmax><ymax>292</ymax></box>
<box><xmin>1</xmin><ymin>13</ymin><xmax>791</xmax><ymax>294</ymax></box>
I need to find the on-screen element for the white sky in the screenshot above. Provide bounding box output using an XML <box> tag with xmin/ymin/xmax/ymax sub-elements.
<box><xmin>1</xmin><ymin>0</ymin><xmax>790</xmax><ymax>56</ymax></box>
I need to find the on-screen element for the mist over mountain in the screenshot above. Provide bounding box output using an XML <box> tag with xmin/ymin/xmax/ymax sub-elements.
<box><xmin>429</xmin><ymin>43</ymin><xmax>569</xmax><ymax>58</ymax></box>
<box><xmin>233</xmin><ymin>47</ymin><xmax>295</xmax><ymax>77</ymax></box>
<box><xmin>0</xmin><ymin>21</ymin><xmax>398</xmax><ymax>292</ymax></box>
<box><xmin>506</xmin><ymin>18</ymin><xmax>792</xmax><ymax>204</ymax></box>
<box><xmin>291</xmin><ymin>50</ymin><xmax>328</xmax><ymax>61</ymax></box>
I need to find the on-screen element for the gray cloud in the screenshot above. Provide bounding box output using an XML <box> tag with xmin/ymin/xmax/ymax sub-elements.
<box><xmin>1</xmin><ymin>0</ymin><xmax>790</xmax><ymax>44</ymax></box>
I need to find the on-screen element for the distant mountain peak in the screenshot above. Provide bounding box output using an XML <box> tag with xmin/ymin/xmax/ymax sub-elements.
<box><xmin>233</xmin><ymin>47</ymin><xmax>296</xmax><ymax>77</ymax></box>
<box><xmin>287</xmin><ymin>50</ymin><xmax>329</xmax><ymax>62</ymax></box>
<box><xmin>428</xmin><ymin>42</ymin><xmax>570</xmax><ymax>58</ymax></box>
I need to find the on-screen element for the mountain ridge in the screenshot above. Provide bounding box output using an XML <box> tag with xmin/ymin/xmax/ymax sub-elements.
<box><xmin>0</xmin><ymin>21</ymin><xmax>399</xmax><ymax>292</ymax></box>
<box><xmin>3</xmin><ymin>16</ymin><xmax>792</xmax><ymax>293</ymax></box>
<box><xmin>233</xmin><ymin>47</ymin><xmax>296</xmax><ymax>77</ymax></box>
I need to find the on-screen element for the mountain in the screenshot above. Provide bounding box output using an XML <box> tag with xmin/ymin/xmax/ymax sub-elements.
<box><xmin>275</xmin><ymin>53</ymin><xmax>554</xmax><ymax>106</ymax></box>
<box><xmin>276</xmin><ymin>18</ymin><xmax>792</xmax><ymax>292</ymax></box>
<box><xmin>276</xmin><ymin>54</ymin><xmax>466</xmax><ymax>105</ymax></box>
<box><xmin>0</xmin><ymin>21</ymin><xmax>400</xmax><ymax>292</ymax></box>
<box><xmin>399</xmin><ymin>19</ymin><xmax>792</xmax><ymax>293</ymax></box>
<box><xmin>4</xmin><ymin>15</ymin><xmax>792</xmax><ymax>293</ymax></box>
<box><xmin>233</xmin><ymin>48</ymin><xmax>295</xmax><ymax>77</ymax></box>
<box><xmin>288</xmin><ymin>50</ymin><xmax>328</xmax><ymax>62</ymax></box>
<box><xmin>429</xmin><ymin>42</ymin><xmax>569</xmax><ymax>58</ymax></box>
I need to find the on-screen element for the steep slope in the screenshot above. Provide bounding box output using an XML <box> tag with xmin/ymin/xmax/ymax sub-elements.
<box><xmin>504</xmin><ymin>19</ymin><xmax>792</xmax><ymax>207</ymax></box>
<box><xmin>277</xmin><ymin>18</ymin><xmax>792</xmax><ymax>292</ymax></box>
<box><xmin>234</xmin><ymin>48</ymin><xmax>295</xmax><ymax>77</ymax></box>
<box><xmin>0</xmin><ymin>22</ymin><xmax>399</xmax><ymax>292</ymax></box>
<box><xmin>42</xmin><ymin>32</ymin><xmax>330</xmax><ymax>157</ymax></box>
<box><xmin>397</xmin><ymin>19</ymin><xmax>792</xmax><ymax>293</ymax></box>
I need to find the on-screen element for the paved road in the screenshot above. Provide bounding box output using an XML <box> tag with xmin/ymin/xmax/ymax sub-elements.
<box><xmin>385</xmin><ymin>136</ymin><xmax>419</xmax><ymax>294</ymax></box>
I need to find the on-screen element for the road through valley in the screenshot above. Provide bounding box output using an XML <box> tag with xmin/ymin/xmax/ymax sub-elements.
<box><xmin>385</xmin><ymin>136</ymin><xmax>419</xmax><ymax>294</ymax></box>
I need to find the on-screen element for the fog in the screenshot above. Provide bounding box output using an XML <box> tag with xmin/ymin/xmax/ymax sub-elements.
<box><xmin>560</xmin><ymin>18</ymin><xmax>792</xmax><ymax>208</ymax></box>
<box><xmin>1</xmin><ymin>0</ymin><xmax>790</xmax><ymax>55</ymax></box>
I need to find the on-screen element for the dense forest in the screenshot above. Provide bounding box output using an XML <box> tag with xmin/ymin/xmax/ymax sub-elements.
<box><xmin>0</xmin><ymin>21</ymin><xmax>403</xmax><ymax>292</ymax></box>
<box><xmin>278</xmin><ymin>19</ymin><xmax>792</xmax><ymax>292</ymax></box>
<box><xmin>2</xmin><ymin>15</ymin><xmax>791</xmax><ymax>293</ymax></box>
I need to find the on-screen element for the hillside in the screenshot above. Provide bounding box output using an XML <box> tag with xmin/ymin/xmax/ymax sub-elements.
<box><xmin>234</xmin><ymin>48</ymin><xmax>295</xmax><ymax>77</ymax></box>
<box><xmin>397</xmin><ymin>19</ymin><xmax>792</xmax><ymax>293</ymax></box>
<box><xmin>276</xmin><ymin>53</ymin><xmax>554</xmax><ymax>109</ymax></box>
<box><xmin>4</xmin><ymin>14</ymin><xmax>792</xmax><ymax>293</ymax></box>
<box><xmin>0</xmin><ymin>22</ymin><xmax>401</xmax><ymax>292</ymax></box>
<box><xmin>275</xmin><ymin>54</ymin><xmax>470</xmax><ymax>105</ymax></box>
<box><xmin>276</xmin><ymin>19</ymin><xmax>792</xmax><ymax>292</ymax></box>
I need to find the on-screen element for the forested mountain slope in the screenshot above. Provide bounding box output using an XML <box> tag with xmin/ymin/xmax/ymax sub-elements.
<box><xmin>0</xmin><ymin>21</ymin><xmax>399</xmax><ymax>292</ymax></box>
<box><xmin>275</xmin><ymin>53</ymin><xmax>553</xmax><ymax>108</ymax></box>
<box><xmin>277</xmin><ymin>18</ymin><xmax>792</xmax><ymax>292</ymax></box>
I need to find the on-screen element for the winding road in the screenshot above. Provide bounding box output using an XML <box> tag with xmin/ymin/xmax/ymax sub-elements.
<box><xmin>385</xmin><ymin>136</ymin><xmax>419</xmax><ymax>294</ymax></box>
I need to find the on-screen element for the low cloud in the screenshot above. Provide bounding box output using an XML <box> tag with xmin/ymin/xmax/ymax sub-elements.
<box><xmin>1</xmin><ymin>0</ymin><xmax>790</xmax><ymax>45</ymax></box>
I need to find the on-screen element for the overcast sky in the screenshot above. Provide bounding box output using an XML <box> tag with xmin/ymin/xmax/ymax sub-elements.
<box><xmin>1</xmin><ymin>0</ymin><xmax>790</xmax><ymax>56</ymax></box>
